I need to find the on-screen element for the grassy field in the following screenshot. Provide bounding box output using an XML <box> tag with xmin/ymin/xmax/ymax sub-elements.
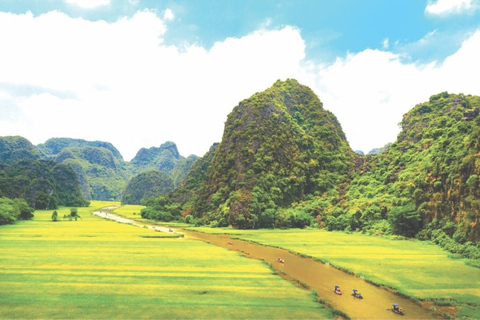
<box><xmin>0</xmin><ymin>202</ymin><xmax>330</xmax><ymax>319</ymax></box>
<box><xmin>191</xmin><ymin>227</ymin><xmax>480</xmax><ymax>319</ymax></box>
<box><xmin>110</xmin><ymin>204</ymin><xmax>145</xmax><ymax>219</ymax></box>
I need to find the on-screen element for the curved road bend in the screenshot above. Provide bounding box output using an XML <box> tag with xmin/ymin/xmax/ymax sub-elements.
<box><xmin>93</xmin><ymin>211</ymin><xmax>442</xmax><ymax>319</ymax></box>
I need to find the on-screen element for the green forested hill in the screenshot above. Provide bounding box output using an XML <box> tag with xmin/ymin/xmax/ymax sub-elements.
<box><xmin>300</xmin><ymin>92</ymin><xmax>480</xmax><ymax>245</ymax></box>
<box><xmin>35</xmin><ymin>138</ymin><xmax>195</xmax><ymax>201</ymax></box>
<box><xmin>0</xmin><ymin>136</ymin><xmax>40</xmax><ymax>164</ymax></box>
<box><xmin>38</xmin><ymin>138</ymin><xmax>124</xmax><ymax>160</ymax></box>
<box><xmin>54</xmin><ymin>146</ymin><xmax>132</xmax><ymax>201</ymax></box>
<box><xmin>130</xmin><ymin>141</ymin><xmax>197</xmax><ymax>185</ymax></box>
<box><xmin>0</xmin><ymin>159</ymin><xmax>88</xmax><ymax>209</ymax></box>
<box><xmin>122</xmin><ymin>170</ymin><xmax>174</xmax><ymax>205</ymax></box>
<box><xmin>170</xmin><ymin>143</ymin><xmax>219</xmax><ymax>207</ymax></box>
<box><xmin>144</xmin><ymin>81</ymin><xmax>480</xmax><ymax>251</ymax></box>
<box><xmin>190</xmin><ymin>79</ymin><xmax>354</xmax><ymax>228</ymax></box>
<box><xmin>37</xmin><ymin>138</ymin><xmax>131</xmax><ymax>200</ymax></box>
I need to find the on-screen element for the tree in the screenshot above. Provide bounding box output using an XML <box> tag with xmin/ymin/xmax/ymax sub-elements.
<box><xmin>51</xmin><ymin>210</ymin><xmax>58</xmax><ymax>222</ymax></box>
<box><xmin>13</xmin><ymin>198</ymin><xmax>34</xmax><ymax>220</ymax></box>
<box><xmin>388</xmin><ymin>203</ymin><xmax>422</xmax><ymax>238</ymax></box>
<box><xmin>69</xmin><ymin>208</ymin><xmax>80</xmax><ymax>221</ymax></box>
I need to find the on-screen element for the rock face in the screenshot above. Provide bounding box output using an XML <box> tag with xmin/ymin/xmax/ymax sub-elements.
<box><xmin>191</xmin><ymin>79</ymin><xmax>354</xmax><ymax>228</ymax></box>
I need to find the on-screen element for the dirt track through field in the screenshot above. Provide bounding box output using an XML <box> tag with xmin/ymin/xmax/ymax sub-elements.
<box><xmin>184</xmin><ymin>231</ymin><xmax>442</xmax><ymax>320</ymax></box>
<box><xmin>94</xmin><ymin>211</ymin><xmax>442</xmax><ymax>319</ymax></box>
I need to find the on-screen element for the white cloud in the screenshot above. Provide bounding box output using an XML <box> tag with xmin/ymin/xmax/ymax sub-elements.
<box><xmin>65</xmin><ymin>0</ymin><xmax>110</xmax><ymax>9</ymax></box>
<box><xmin>382</xmin><ymin>38</ymin><xmax>389</xmax><ymax>49</ymax></box>
<box><xmin>425</xmin><ymin>0</ymin><xmax>478</xmax><ymax>15</ymax></box>
<box><xmin>313</xmin><ymin>29</ymin><xmax>480</xmax><ymax>153</ymax></box>
<box><xmin>0</xmin><ymin>9</ymin><xmax>479</xmax><ymax>159</ymax></box>
<box><xmin>0</xmin><ymin>11</ymin><xmax>307</xmax><ymax>160</ymax></box>
<box><xmin>163</xmin><ymin>9</ymin><xmax>175</xmax><ymax>21</ymax></box>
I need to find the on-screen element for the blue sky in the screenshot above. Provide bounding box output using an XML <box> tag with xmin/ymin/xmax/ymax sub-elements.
<box><xmin>1</xmin><ymin>0</ymin><xmax>480</xmax><ymax>160</ymax></box>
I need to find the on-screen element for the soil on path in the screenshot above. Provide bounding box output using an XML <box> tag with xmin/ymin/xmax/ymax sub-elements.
<box><xmin>93</xmin><ymin>210</ymin><xmax>444</xmax><ymax>319</ymax></box>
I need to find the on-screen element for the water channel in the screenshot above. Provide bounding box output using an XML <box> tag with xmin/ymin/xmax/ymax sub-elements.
<box><xmin>94</xmin><ymin>209</ymin><xmax>444</xmax><ymax>319</ymax></box>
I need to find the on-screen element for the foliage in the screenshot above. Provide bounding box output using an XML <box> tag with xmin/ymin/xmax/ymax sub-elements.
<box><xmin>189</xmin><ymin>79</ymin><xmax>354</xmax><ymax>227</ymax></box>
<box><xmin>294</xmin><ymin>91</ymin><xmax>480</xmax><ymax>245</ymax></box>
<box><xmin>0</xmin><ymin>136</ymin><xmax>40</xmax><ymax>164</ymax></box>
<box><xmin>0</xmin><ymin>197</ymin><xmax>34</xmax><ymax>225</ymax></box>
<box><xmin>129</xmin><ymin>141</ymin><xmax>196</xmax><ymax>187</ymax></box>
<box><xmin>122</xmin><ymin>170</ymin><xmax>174</xmax><ymax>205</ymax></box>
<box><xmin>140</xmin><ymin>196</ymin><xmax>182</xmax><ymax>222</ymax></box>
<box><xmin>51</xmin><ymin>210</ymin><xmax>58</xmax><ymax>221</ymax></box>
<box><xmin>0</xmin><ymin>159</ymin><xmax>89</xmax><ymax>209</ymax></box>
<box><xmin>387</xmin><ymin>203</ymin><xmax>422</xmax><ymax>237</ymax></box>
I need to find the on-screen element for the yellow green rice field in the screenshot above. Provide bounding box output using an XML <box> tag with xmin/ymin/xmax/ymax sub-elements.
<box><xmin>0</xmin><ymin>202</ymin><xmax>329</xmax><ymax>319</ymax></box>
<box><xmin>191</xmin><ymin>227</ymin><xmax>480</xmax><ymax>318</ymax></box>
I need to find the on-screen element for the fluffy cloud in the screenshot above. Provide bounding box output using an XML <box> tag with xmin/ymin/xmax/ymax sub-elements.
<box><xmin>163</xmin><ymin>9</ymin><xmax>175</xmax><ymax>21</ymax></box>
<box><xmin>314</xmin><ymin>29</ymin><xmax>480</xmax><ymax>153</ymax></box>
<box><xmin>0</xmin><ymin>10</ymin><xmax>307</xmax><ymax>160</ymax></box>
<box><xmin>425</xmin><ymin>0</ymin><xmax>478</xmax><ymax>15</ymax></box>
<box><xmin>0</xmin><ymin>9</ymin><xmax>479</xmax><ymax>159</ymax></box>
<box><xmin>65</xmin><ymin>0</ymin><xmax>111</xmax><ymax>9</ymax></box>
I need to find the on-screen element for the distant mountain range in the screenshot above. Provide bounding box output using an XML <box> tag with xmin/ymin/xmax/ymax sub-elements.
<box><xmin>2</xmin><ymin>79</ymin><xmax>480</xmax><ymax>247</ymax></box>
<box><xmin>0</xmin><ymin>136</ymin><xmax>197</xmax><ymax>205</ymax></box>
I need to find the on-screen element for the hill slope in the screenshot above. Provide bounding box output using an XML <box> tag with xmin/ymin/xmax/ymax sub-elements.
<box><xmin>0</xmin><ymin>159</ymin><xmax>88</xmax><ymax>209</ymax></box>
<box><xmin>313</xmin><ymin>92</ymin><xmax>480</xmax><ymax>243</ymax></box>
<box><xmin>191</xmin><ymin>79</ymin><xmax>354</xmax><ymax>228</ymax></box>
<box><xmin>0</xmin><ymin>136</ymin><xmax>40</xmax><ymax>164</ymax></box>
<box><xmin>122</xmin><ymin>170</ymin><xmax>174</xmax><ymax>205</ymax></box>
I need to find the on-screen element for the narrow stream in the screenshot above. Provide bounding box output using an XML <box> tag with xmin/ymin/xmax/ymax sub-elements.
<box><xmin>95</xmin><ymin>210</ymin><xmax>443</xmax><ymax>319</ymax></box>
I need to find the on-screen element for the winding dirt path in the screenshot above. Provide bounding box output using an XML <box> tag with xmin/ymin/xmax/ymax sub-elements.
<box><xmin>185</xmin><ymin>231</ymin><xmax>442</xmax><ymax>320</ymax></box>
<box><xmin>93</xmin><ymin>210</ymin><xmax>443</xmax><ymax>319</ymax></box>
<box><xmin>92</xmin><ymin>207</ymin><xmax>175</xmax><ymax>233</ymax></box>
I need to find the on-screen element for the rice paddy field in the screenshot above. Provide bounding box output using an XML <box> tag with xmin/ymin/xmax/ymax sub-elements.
<box><xmin>0</xmin><ymin>202</ymin><xmax>330</xmax><ymax>319</ymax></box>
<box><xmin>191</xmin><ymin>227</ymin><xmax>480</xmax><ymax>319</ymax></box>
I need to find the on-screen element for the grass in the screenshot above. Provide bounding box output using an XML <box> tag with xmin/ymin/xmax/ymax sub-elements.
<box><xmin>190</xmin><ymin>227</ymin><xmax>480</xmax><ymax>319</ymax></box>
<box><xmin>111</xmin><ymin>204</ymin><xmax>145</xmax><ymax>219</ymax></box>
<box><xmin>0</xmin><ymin>202</ymin><xmax>330</xmax><ymax>319</ymax></box>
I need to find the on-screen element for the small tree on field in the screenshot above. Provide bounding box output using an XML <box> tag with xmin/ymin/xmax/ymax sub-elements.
<box><xmin>68</xmin><ymin>208</ymin><xmax>81</xmax><ymax>221</ymax></box>
<box><xmin>51</xmin><ymin>210</ymin><xmax>58</xmax><ymax>222</ymax></box>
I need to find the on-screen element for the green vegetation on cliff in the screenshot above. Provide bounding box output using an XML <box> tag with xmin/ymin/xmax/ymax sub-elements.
<box><xmin>0</xmin><ymin>136</ymin><xmax>40</xmax><ymax>164</ymax></box>
<box><xmin>130</xmin><ymin>141</ymin><xmax>197</xmax><ymax>186</ymax></box>
<box><xmin>302</xmin><ymin>92</ymin><xmax>480</xmax><ymax>251</ymax></box>
<box><xmin>122</xmin><ymin>170</ymin><xmax>174</xmax><ymax>205</ymax></box>
<box><xmin>0</xmin><ymin>159</ymin><xmax>89</xmax><ymax>209</ymax></box>
<box><xmin>190</xmin><ymin>79</ymin><xmax>354</xmax><ymax>228</ymax></box>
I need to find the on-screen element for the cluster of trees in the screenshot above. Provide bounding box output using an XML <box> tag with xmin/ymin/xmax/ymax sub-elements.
<box><xmin>122</xmin><ymin>170</ymin><xmax>174</xmax><ymax>205</ymax></box>
<box><xmin>51</xmin><ymin>208</ymin><xmax>81</xmax><ymax>221</ymax></box>
<box><xmin>0</xmin><ymin>197</ymin><xmax>34</xmax><ymax>225</ymax></box>
<box><xmin>286</xmin><ymin>92</ymin><xmax>480</xmax><ymax>251</ymax></box>
<box><xmin>0</xmin><ymin>159</ymin><xmax>89</xmax><ymax>209</ymax></box>
<box><xmin>139</xmin><ymin>83</ymin><xmax>480</xmax><ymax>255</ymax></box>
<box><xmin>140</xmin><ymin>196</ymin><xmax>182</xmax><ymax>222</ymax></box>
